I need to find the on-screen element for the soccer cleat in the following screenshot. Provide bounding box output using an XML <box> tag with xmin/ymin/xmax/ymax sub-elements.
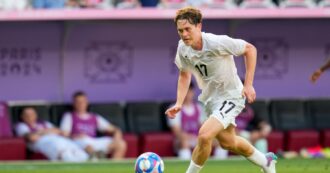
<box><xmin>262</xmin><ymin>152</ymin><xmax>278</xmax><ymax>173</ymax></box>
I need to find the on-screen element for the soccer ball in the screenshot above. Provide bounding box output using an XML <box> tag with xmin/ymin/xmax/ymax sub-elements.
<box><xmin>135</xmin><ymin>152</ymin><xmax>165</xmax><ymax>173</ymax></box>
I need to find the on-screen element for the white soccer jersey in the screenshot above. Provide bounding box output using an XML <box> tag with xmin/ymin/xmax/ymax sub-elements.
<box><xmin>175</xmin><ymin>32</ymin><xmax>247</xmax><ymax>104</ymax></box>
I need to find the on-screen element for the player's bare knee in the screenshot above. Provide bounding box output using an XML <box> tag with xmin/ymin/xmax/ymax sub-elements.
<box><xmin>222</xmin><ymin>143</ymin><xmax>235</xmax><ymax>151</ymax></box>
<box><xmin>198</xmin><ymin>133</ymin><xmax>213</xmax><ymax>146</ymax></box>
<box><xmin>219</xmin><ymin>137</ymin><xmax>236</xmax><ymax>151</ymax></box>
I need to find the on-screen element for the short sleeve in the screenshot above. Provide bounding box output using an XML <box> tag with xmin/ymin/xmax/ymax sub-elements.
<box><xmin>15</xmin><ymin>123</ymin><xmax>31</xmax><ymax>137</ymax></box>
<box><xmin>217</xmin><ymin>35</ymin><xmax>247</xmax><ymax>56</ymax></box>
<box><xmin>96</xmin><ymin>115</ymin><xmax>112</xmax><ymax>132</ymax></box>
<box><xmin>60</xmin><ymin>112</ymin><xmax>73</xmax><ymax>134</ymax></box>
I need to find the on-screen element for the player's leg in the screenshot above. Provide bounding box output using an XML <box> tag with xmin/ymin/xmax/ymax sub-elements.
<box><xmin>216</xmin><ymin>125</ymin><xmax>254</xmax><ymax>156</ymax></box>
<box><xmin>216</xmin><ymin>125</ymin><xmax>277</xmax><ymax>173</ymax></box>
<box><xmin>186</xmin><ymin>116</ymin><xmax>224</xmax><ymax>173</ymax></box>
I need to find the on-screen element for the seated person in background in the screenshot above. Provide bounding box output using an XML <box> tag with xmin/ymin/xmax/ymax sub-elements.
<box><xmin>60</xmin><ymin>91</ymin><xmax>127</xmax><ymax>160</ymax></box>
<box><xmin>159</xmin><ymin>0</ymin><xmax>212</xmax><ymax>8</ymax></box>
<box><xmin>240</xmin><ymin>0</ymin><xmax>276</xmax><ymax>8</ymax></box>
<box><xmin>168</xmin><ymin>83</ymin><xmax>227</xmax><ymax>160</ymax></box>
<box><xmin>279</xmin><ymin>0</ymin><xmax>317</xmax><ymax>8</ymax></box>
<box><xmin>15</xmin><ymin>107</ymin><xmax>88</xmax><ymax>162</ymax></box>
<box><xmin>186</xmin><ymin>0</ymin><xmax>211</xmax><ymax>7</ymax></box>
<box><xmin>115</xmin><ymin>0</ymin><xmax>140</xmax><ymax>9</ymax></box>
<box><xmin>66</xmin><ymin>0</ymin><xmax>107</xmax><ymax>8</ymax></box>
<box><xmin>32</xmin><ymin>0</ymin><xmax>66</xmax><ymax>9</ymax></box>
<box><xmin>158</xmin><ymin>0</ymin><xmax>186</xmax><ymax>9</ymax></box>
<box><xmin>0</xmin><ymin>0</ymin><xmax>29</xmax><ymax>11</ymax></box>
<box><xmin>236</xmin><ymin>103</ymin><xmax>272</xmax><ymax>153</ymax></box>
<box><xmin>320</xmin><ymin>0</ymin><xmax>330</xmax><ymax>8</ymax></box>
<box><xmin>310</xmin><ymin>58</ymin><xmax>330</xmax><ymax>83</ymax></box>
<box><xmin>207</xmin><ymin>0</ymin><xmax>238</xmax><ymax>9</ymax></box>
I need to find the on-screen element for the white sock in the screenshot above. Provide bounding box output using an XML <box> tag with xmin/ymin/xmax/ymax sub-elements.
<box><xmin>246</xmin><ymin>148</ymin><xmax>267</xmax><ymax>168</ymax></box>
<box><xmin>178</xmin><ymin>149</ymin><xmax>191</xmax><ymax>160</ymax></box>
<box><xmin>213</xmin><ymin>147</ymin><xmax>228</xmax><ymax>160</ymax></box>
<box><xmin>186</xmin><ymin>160</ymin><xmax>203</xmax><ymax>173</ymax></box>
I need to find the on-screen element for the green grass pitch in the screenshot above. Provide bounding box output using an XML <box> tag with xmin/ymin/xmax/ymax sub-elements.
<box><xmin>0</xmin><ymin>158</ymin><xmax>329</xmax><ymax>173</ymax></box>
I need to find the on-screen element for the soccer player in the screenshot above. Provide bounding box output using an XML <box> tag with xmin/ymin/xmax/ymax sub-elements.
<box><xmin>60</xmin><ymin>91</ymin><xmax>127</xmax><ymax>160</ymax></box>
<box><xmin>165</xmin><ymin>7</ymin><xmax>277</xmax><ymax>173</ymax></box>
<box><xmin>15</xmin><ymin>107</ymin><xmax>88</xmax><ymax>162</ymax></box>
<box><xmin>310</xmin><ymin>59</ymin><xmax>330</xmax><ymax>83</ymax></box>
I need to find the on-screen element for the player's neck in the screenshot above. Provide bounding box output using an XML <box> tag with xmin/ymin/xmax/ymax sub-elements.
<box><xmin>191</xmin><ymin>36</ymin><xmax>203</xmax><ymax>51</ymax></box>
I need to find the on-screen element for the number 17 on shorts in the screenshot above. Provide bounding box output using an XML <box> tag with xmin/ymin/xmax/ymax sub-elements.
<box><xmin>210</xmin><ymin>99</ymin><xmax>245</xmax><ymax>129</ymax></box>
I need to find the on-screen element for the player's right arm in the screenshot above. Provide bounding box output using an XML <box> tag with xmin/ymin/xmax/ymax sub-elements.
<box><xmin>166</xmin><ymin>42</ymin><xmax>191</xmax><ymax>119</ymax></box>
<box><xmin>165</xmin><ymin>71</ymin><xmax>191</xmax><ymax>119</ymax></box>
<box><xmin>310</xmin><ymin>59</ymin><xmax>330</xmax><ymax>83</ymax></box>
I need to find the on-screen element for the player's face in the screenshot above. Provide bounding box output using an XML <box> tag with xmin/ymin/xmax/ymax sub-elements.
<box><xmin>176</xmin><ymin>19</ymin><xmax>202</xmax><ymax>46</ymax></box>
<box><xmin>22</xmin><ymin>108</ymin><xmax>38</xmax><ymax>125</ymax></box>
<box><xmin>74</xmin><ymin>95</ymin><xmax>89</xmax><ymax>113</ymax></box>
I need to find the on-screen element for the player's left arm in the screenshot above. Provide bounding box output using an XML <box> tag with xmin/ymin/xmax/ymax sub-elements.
<box><xmin>242</xmin><ymin>43</ymin><xmax>257</xmax><ymax>103</ymax></box>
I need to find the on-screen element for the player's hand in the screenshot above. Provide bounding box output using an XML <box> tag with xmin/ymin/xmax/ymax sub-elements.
<box><xmin>165</xmin><ymin>104</ymin><xmax>182</xmax><ymax>119</ymax></box>
<box><xmin>242</xmin><ymin>85</ymin><xmax>256</xmax><ymax>103</ymax></box>
<box><xmin>310</xmin><ymin>69</ymin><xmax>322</xmax><ymax>83</ymax></box>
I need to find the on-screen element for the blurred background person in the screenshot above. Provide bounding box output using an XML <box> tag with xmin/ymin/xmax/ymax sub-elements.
<box><xmin>158</xmin><ymin>0</ymin><xmax>186</xmax><ymax>9</ymax></box>
<box><xmin>60</xmin><ymin>91</ymin><xmax>127</xmax><ymax>160</ymax></box>
<box><xmin>15</xmin><ymin>107</ymin><xmax>89</xmax><ymax>162</ymax></box>
<box><xmin>236</xmin><ymin>103</ymin><xmax>272</xmax><ymax>153</ymax></box>
<box><xmin>66</xmin><ymin>0</ymin><xmax>114</xmax><ymax>8</ymax></box>
<box><xmin>0</xmin><ymin>0</ymin><xmax>29</xmax><ymax>11</ymax></box>
<box><xmin>32</xmin><ymin>0</ymin><xmax>66</xmax><ymax>9</ymax></box>
<box><xmin>167</xmin><ymin>83</ymin><xmax>227</xmax><ymax>160</ymax></box>
<box><xmin>240</xmin><ymin>0</ymin><xmax>277</xmax><ymax>8</ymax></box>
<box><xmin>279</xmin><ymin>0</ymin><xmax>317</xmax><ymax>8</ymax></box>
<box><xmin>115</xmin><ymin>0</ymin><xmax>140</xmax><ymax>9</ymax></box>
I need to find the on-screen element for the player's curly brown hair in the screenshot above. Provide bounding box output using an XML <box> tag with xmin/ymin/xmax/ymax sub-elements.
<box><xmin>174</xmin><ymin>7</ymin><xmax>202</xmax><ymax>26</ymax></box>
